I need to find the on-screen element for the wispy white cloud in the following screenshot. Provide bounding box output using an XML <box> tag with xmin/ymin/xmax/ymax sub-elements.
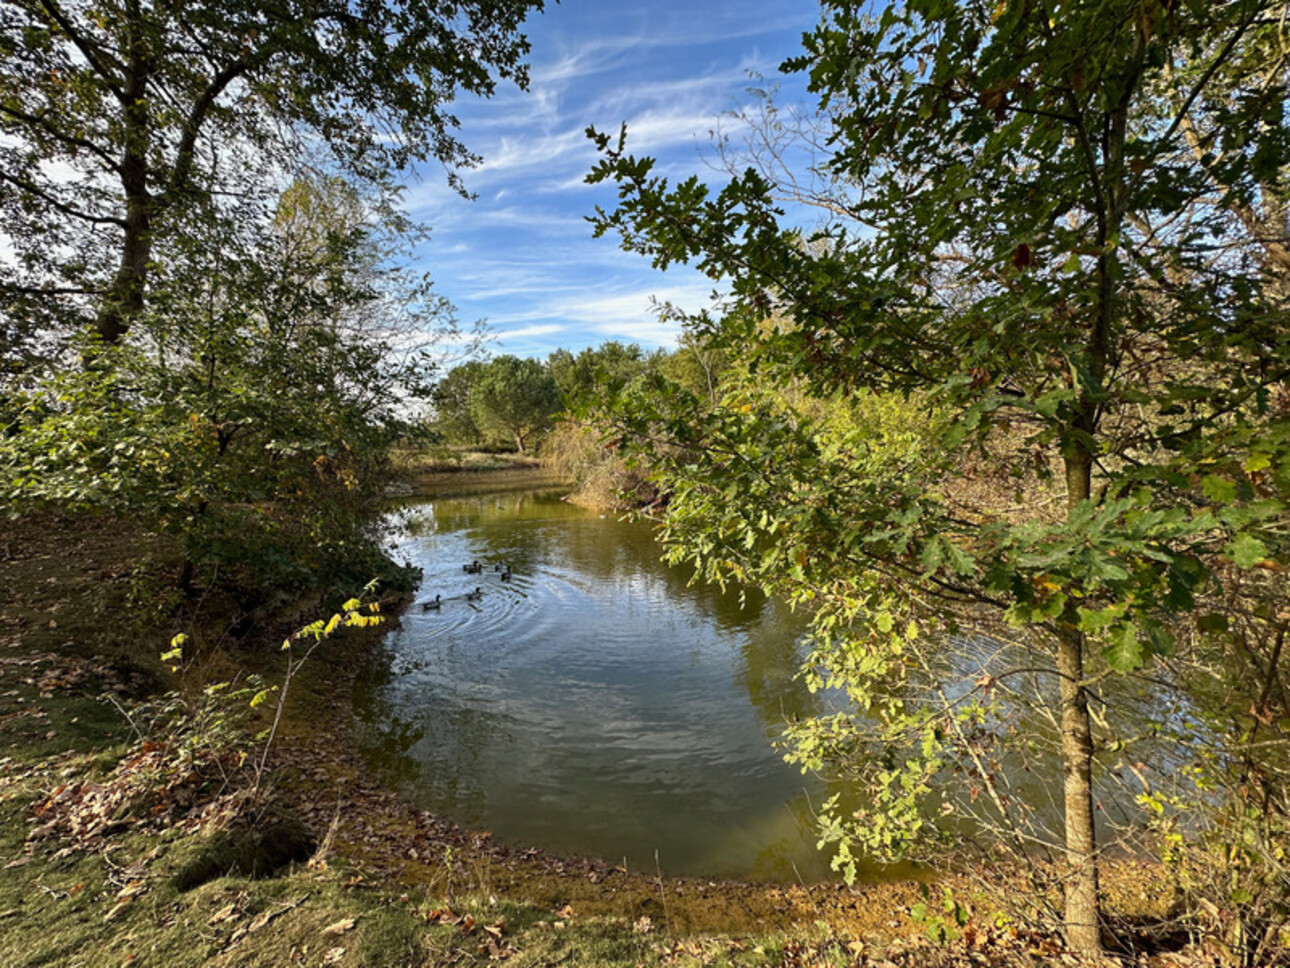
<box><xmin>551</xmin><ymin>283</ymin><xmax>717</xmax><ymax>327</ymax></box>
<box><xmin>495</xmin><ymin>322</ymin><xmax>569</xmax><ymax>340</ymax></box>
<box><xmin>392</xmin><ymin>0</ymin><xmax>818</xmax><ymax>359</ymax></box>
<box><xmin>476</xmin><ymin>128</ymin><xmax>592</xmax><ymax>174</ymax></box>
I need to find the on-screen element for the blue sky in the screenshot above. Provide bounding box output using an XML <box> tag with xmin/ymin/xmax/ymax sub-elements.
<box><xmin>404</xmin><ymin>0</ymin><xmax>821</xmax><ymax>361</ymax></box>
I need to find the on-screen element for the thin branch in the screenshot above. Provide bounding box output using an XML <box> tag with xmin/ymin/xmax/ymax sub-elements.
<box><xmin>0</xmin><ymin>171</ymin><xmax>126</xmax><ymax>227</ymax></box>
<box><xmin>35</xmin><ymin>0</ymin><xmax>127</xmax><ymax>102</ymax></box>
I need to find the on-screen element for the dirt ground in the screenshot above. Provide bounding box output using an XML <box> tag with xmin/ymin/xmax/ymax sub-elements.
<box><xmin>0</xmin><ymin>507</ymin><xmax>1187</xmax><ymax>966</ymax></box>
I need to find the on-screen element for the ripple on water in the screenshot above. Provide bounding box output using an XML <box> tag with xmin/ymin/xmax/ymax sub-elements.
<box><xmin>356</xmin><ymin>491</ymin><xmax>832</xmax><ymax>881</ymax></box>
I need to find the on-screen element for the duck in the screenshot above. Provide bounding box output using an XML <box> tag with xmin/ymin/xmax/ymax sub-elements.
<box><xmin>500</xmin><ymin>566</ymin><xmax>513</xmax><ymax>582</ymax></box>
<box><xmin>463</xmin><ymin>560</ymin><xmax>482</xmax><ymax>574</ymax></box>
<box><xmin>465</xmin><ymin>586</ymin><xmax>483</xmax><ymax>601</ymax></box>
<box><xmin>421</xmin><ymin>595</ymin><xmax>441</xmax><ymax>611</ymax></box>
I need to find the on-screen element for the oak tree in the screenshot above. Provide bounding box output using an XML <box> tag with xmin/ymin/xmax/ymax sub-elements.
<box><xmin>590</xmin><ymin>0</ymin><xmax>1290</xmax><ymax>954</ymax></box>
<box><xmin>468</xmin><ymin>354</ymin><xmax>560</xmax><ymax>453</ymax></box>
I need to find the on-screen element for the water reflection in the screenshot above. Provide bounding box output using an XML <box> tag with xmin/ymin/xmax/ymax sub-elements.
<box><xmin>356</xmin><ymin>490</ymin><xmax>832</xmax><ymax>880</ymax></box>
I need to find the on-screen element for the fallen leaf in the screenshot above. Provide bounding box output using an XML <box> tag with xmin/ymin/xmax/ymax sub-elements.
<box><xmin>323</xmin><ymin>946</ymin><xmax>345</xmax><ymax>963</ymax></box>
<box><xmin>208</xmin><ymin>903</ymin><xmax>237</xmax><ymax>925</ymax></box>
<box><xmin>116</xmin><ymin>880</ymin><xmax>146</xmax><ymax>900</ymax></box>
<box><xmin>322</xmin><ymin>917</ymin><xmax>356</xmax><ymax>936</ymax></box>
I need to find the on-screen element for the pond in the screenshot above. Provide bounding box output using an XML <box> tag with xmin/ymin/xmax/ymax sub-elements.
<box><xmin>352</xmin><ymin>488</ymin><xmax>843</xmax><ymax>882</ymax></box>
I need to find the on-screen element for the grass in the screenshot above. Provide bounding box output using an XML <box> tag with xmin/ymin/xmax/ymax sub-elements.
<box><xmin>0</xmin><ymin>766</ymin><xmax>800</xmax><ymax>968</ymax></box>
<box><xmin>0</xmin><ymin>510</ymin><xmax>1190</xmax><ymax>967</ymax></box>
<box><xmin>390</xmin><ymin>447</ymin><xmax>545</xmax><ymax>475</ymax></box>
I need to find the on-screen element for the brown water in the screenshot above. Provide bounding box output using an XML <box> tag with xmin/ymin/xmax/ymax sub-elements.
<box><xmin>352</xmin><ymin>489</ymin><xmax>839</xmax><ymax>881</ymax></box>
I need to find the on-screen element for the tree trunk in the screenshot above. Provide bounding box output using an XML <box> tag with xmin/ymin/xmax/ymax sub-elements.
<box><xmin>514</xmin><ymin>431</ymin><xmax>525</xmax><ymax>454</ymax></box>
<box><xmin>1060</xmin><ymin>448</ymin><xmax>1103</xmax><ymax>956</ymax></box>
<box><xmin>1057</xmin><ymin>622</ymin><xmax>1101</xmax><ymax>955</ymax></box>
<box><xmin>96</xmin><ymin>157</ymin><xmax>152</xmax><ymax>344</ymax></box>
<box><xmin>95</xmin><ymin>11</ymin><xmax>152</xmax><ymax>346</ymax></box>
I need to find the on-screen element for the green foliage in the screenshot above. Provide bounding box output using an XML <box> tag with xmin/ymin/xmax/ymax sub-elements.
<box><xmin>547</xmin><ymin>341</ymin><xmax>652</xmax><ymax>407</ymax></box>
<box><xmin>467</xmin><ymin>354</ymin><xmax>561</xmax><ymax>454</ymax></box>
<box><xmin>909</xmin><ymin>885</ymin><xmax>972</xmax><ymax>946</ymax></box>
<box><xmin>0</xmin><ymin>0</ymin><xmax>545</xmax><ymax>348</ymax></box>
<box><xmin>157</xmin><ymin>584</ymin><xmax>384</xmax><ymax>788</ymax></box>
<box><xmin>589</xmin><ymin>0</ymin><xmax>1290</xmax><ymax>951</ymax></box>
<box><xmin>0</xmin><ymin>179</ymin><xmax>435</xmax><ymax>595</ymax></box>
<box><xmin>652</xmin><ymin>333</ymin><xmax>731</xmax><ymax>406</ymax></box>
<box><xmin>429</xmin><ymin>359</ymin><xmax>490</xmax><ymax>447</ymax></box>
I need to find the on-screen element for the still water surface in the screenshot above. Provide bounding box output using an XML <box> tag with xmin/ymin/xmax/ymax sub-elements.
<box><xmin>352</xmin><ymin>489</ymin><xmax>837</xmax><ymax>881</ymax></box>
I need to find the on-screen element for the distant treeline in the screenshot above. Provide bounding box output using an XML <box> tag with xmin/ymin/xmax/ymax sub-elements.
<box><xmin>425</xmin><ymin>338</ymin><xmax>728</xmax><ymax>456</ymax></box>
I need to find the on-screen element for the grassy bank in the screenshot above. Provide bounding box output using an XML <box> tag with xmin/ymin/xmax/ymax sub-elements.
<box><xmin>389</xmin><ymin>448</ymin><xmax>570</xmax><ymax>499</ymax></box>
<box><xmin>0</xmin><ymin>499</ymin><xmax>1185</xmax><ymax>966</ymax></box>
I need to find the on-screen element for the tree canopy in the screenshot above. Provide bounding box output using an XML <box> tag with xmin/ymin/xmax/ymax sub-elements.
<box><xmin>0</xmin><ymin>0</ymin><xmax>544</xmax><ymax>349</ymax></box>
<box><xmin>468</xmin><ymin>354</ymin><xmax>561</xmax><ymax>454</ymax></box>
<box><xmin>1</xmin><ymin>175</ymin><xmax>445</xmax><ymax>592</ymax></box>
<box><xmin>590</xmin><ymin>0</ymin><xmax>1289</xmax><ymax>956</ymax></box>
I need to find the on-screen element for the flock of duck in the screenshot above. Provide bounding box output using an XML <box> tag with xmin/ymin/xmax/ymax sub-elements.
<box><xmin>419</xmin><ymin>560</ymin><xmax>515</xmax><ymax>611</ymax></box>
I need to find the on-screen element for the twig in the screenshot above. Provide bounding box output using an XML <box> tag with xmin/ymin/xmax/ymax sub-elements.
<box><xmin>103</xmin><ymin>692</ymin><xmax>142</xmax><ymax>743</ymax></box>
<box><xmin>654</xmin><ymin>849</ymin><xmax>671</xmax><ymax>934</ymax></box>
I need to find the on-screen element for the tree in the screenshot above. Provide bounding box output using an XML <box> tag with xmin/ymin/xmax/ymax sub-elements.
<box><xmin>468</xmin><ymin>354</ymin><xmax>560</xmax><ymax>453</ymax></box>
<box><xmin>590</xmin><ymin>0</ymin><xmax>1289</xmax><ymax>955</ymax></box>
<box><xmin>429</xmin><ymin>360</ymin><xmax>489</xmax><ymax>447</ymax></box>
<box><xmin>0</xmin><ymin>0</ymin><xmax>545</xmax><ymax>349</ymax></box>
<box><xmin>653</xmin><ymin>332</ymin><xmax>729</xmax><ymax>406</ymax></box>
<box><xmin>547</xmin><ymin>341</ymin><xmax>650</xmax><ymax>406</ymax></box>
<box><xmin>0</xmin><ymin>176</ymin><xmax>443</xmax><ymax>595</ymax></box>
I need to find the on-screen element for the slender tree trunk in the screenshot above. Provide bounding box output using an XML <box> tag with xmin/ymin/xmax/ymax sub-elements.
<box><xmin>1057</xmin><ymin>619</ymin><xmax>1101</xmax><ymax>955</ymax></box>
<box><xmin>1060</xmin><ymin>447</ymin><xmax>1102</xmax><ymax>956</ymax></box>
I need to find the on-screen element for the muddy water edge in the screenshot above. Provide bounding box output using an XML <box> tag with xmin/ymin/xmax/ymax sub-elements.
<box><xmin>278</xmin><ymin>469</ymin><xmax>1163</xmax><ymax>936</ymax></box>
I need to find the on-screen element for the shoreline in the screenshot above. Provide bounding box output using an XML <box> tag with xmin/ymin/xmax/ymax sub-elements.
<box><xmin>276</xmin><ymin>586</ymin><xmax>943</xmax><ymax>939</ymax></box>
<box><xmin>0</xmin><ymin>483</ymin><xmax>1175</xmax><ymax>963</ymax></box>
<box><xmin>289</xmin><ymin>470</ymin><xmax>1164</xmax><ymax>937</ymax></box>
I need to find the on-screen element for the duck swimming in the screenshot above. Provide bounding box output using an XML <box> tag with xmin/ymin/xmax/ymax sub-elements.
<box><xmin>500</xmin><ymin>566</ymin><xmax>513</xmax><ymax>581</ymax></box>
<box><xmin>465</xmin><ymin>586</ymin><xmax>483</xmax><ymax>601</ymax></box>
<box><xmin>463</xmin><ymin>560</ymin><xmax>482</xmax><ymax>574</ymax></box>
<box><xmin>421</xmin><ymin>595</ymin><xmax>441</xmax><ymax>611</ymax></box>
